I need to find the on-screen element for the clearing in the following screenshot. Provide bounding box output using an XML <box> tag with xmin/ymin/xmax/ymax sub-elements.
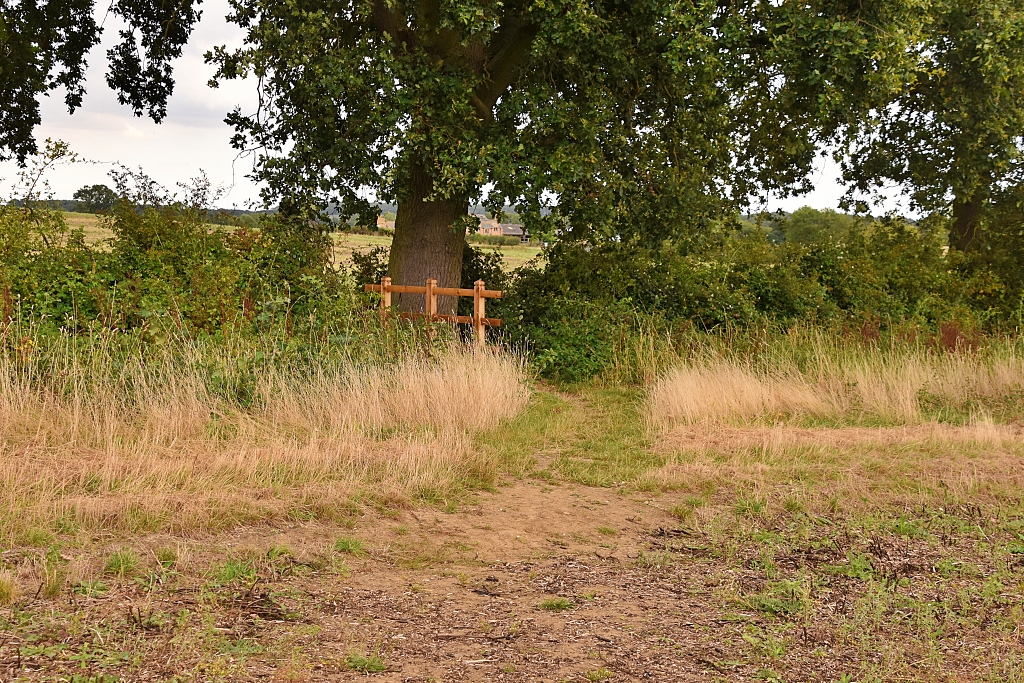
<box><xmin>3</xmin><ymin>375</ymin><xmax>1024</xmax><ymax>682</ymax></box>
<box><xmin>63</xmin><ymin>212</ymin><xmax>544</xmax><ymax>271</ymax></box>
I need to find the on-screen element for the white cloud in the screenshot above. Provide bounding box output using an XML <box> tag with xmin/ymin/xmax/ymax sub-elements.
<box><xmin>0</xmin><ymin>5</ymin><xmax>914</xmax><ymax>217</ymax></box>
<box><xmin>0</xmin><ymin>0</ymin><xmax>264</xmax><ymax>209</ymax></box>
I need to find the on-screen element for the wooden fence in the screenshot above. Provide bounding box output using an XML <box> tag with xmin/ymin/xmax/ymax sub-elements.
<box><xmin>364</xmin><ymin>277</ymin><xmax>502</xmax><ymax>347</ymax></box>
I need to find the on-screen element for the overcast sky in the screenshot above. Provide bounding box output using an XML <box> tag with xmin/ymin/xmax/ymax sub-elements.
<box><xmin>0</xmin><ymin>2</ymin><xmax>889</xmax><ymax>214</ymax></box>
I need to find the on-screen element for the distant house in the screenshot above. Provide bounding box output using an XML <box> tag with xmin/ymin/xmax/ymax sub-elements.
<box><xmin>376</xmin><ymin>216</ymin><xmax>396</xmax><ymax>231</ymax></box>
<box><xmin>469</xmin><ymin>212</ymin><xmax>529</xmax><ymax>243</ymax></box>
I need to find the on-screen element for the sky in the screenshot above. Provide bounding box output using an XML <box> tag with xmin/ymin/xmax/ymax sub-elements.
<box><xmin>0</xmin><ymin>3</ymin><xmax>892</xmax><ymax>214</ymax></box>
<box><xmin>0</xmin><ymin>0</ymin><xmax>264</xmax><ymax>210</ymax></box>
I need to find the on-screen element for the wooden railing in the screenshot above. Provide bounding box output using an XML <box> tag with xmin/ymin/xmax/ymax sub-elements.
<box><xmin>364</xmin><ymin>277</ymin><xmax>502</xmax><ymax>346</ymax></box>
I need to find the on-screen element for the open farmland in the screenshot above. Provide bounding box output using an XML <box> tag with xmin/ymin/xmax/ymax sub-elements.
<box><xmin>59</xmin><ymin>212</ymin><xmax>543</xmax><ymax>271</ymax></box>
<box><xmin>2</xmin><ymin>332</ymin><xmax>1024</xmax><ymax>682</ymax></box>
<box><xmin>333</xmin><ymin>232</ymin><xmax>544</xmax><ymax>271</ymax></box>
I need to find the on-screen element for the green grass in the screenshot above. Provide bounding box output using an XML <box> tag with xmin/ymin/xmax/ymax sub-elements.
<box><xmin>212</xmin><ymin>559</ymin><xmax>257</xmax><ymax>586</ymax></box>
<box><xmin>334</xmin><ymin>536</ymin><xmax>366</xmax><ymax>556</ymax></box>
<box><xmin>538</xmin><ymin>597</ymin><xmax>575</xmax><ymax>611</ymax></box>
<box><xmin>103</xmin><ymin>548</ymin><xmax>140</xmax><ymax>578</ymax></box>
<box><xmin>546</xmin><ymin>388</ymin><xmax>660</xmax><ymax>488</ymax></box>
<box><xmin>345</xmin><ymin>653</ymin><xmax>386</xmax><ymax>673</ymax></box>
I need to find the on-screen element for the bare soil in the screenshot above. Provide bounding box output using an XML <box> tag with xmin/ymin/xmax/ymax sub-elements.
<box><xmin>4</xmin><ymin>466</ymin><xmax>1023</xmax><ymax>682</ymax></box>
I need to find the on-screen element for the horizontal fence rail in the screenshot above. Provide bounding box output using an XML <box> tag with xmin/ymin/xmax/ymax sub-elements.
<box><xmin>364</xmin><ymin>277</ymin><xmax>502</xmax><ymax>346</ymax></box>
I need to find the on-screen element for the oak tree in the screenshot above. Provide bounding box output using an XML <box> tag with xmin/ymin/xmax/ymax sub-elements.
<box><xmin>2</xmin><ymin>0</ymin><xmax>919</xmax><ymax>313</ymax></box>
<box><xmin>210</xmin><ymin>0</ymin><xmax>916</xmax><ymax>312</ymax></box>
<box><xmin>840</xmin><ymin>0</ymin><xmax>1024</xmax><ymax>251</ymax></box>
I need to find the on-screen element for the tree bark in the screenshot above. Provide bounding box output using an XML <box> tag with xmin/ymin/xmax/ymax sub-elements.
<box><xmin>387</xmin><ymin>163</ymin><xmax>467</xmax><ymax>314</ymax></box>
<box><xmin>951</xmin><ymin>196</ymin><xmax>983</xmax><ymax>251</ymax></box>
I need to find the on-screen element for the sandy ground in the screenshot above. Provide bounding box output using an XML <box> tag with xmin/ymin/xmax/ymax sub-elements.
<box><xmin>5</xmin><ymin>464</ymin><xmax>1021</xmax><ymax>682</ymax></box>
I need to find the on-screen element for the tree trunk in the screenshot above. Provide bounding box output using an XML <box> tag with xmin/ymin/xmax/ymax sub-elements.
<box><xmin>387</xmin><ymin>163</ymin><xmax>467</xmax><ymax>315</ymax></box>
<box><xmin>951</xmin><ymin>196</ymin><xmax>983</xmax><ymax>252</ymax></box>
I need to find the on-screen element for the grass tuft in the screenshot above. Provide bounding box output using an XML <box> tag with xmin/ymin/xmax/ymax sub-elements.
<box><xmin>345</xmin><ymin>653</ymin><xmax>386</xmax><ymax>673</ymax></box>
<box><xmin>538</xmin><ymin>597</ymin><xmax>575</xmax><ymax>612</ymax></box>
<box><xmin>0</xmin><ymin>570</ymin><xmax>17</xmax><ymax>605</ymax></box>
<box><xmin>104</xmin><ymin>548</ymin><xmax>140</xmax><ymax>578</ymax></box>
<box><xmin>334</xmin><ymin>536</ymin><xmax>365</xmax><ymax>556</ymax></box>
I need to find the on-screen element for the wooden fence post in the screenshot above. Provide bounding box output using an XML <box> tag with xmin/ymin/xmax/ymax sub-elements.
<box><xmin>379</xmin><ymin>276</ymin><xmax>391</xmax><ymax>321</ymax></box>
<box><xmin>425</xmin><ymin>278</ymin><xmax>437</xmax><ymax>320</ymax></box>
<box><xmin>473</xmin><ymin>279</ymin><xmax>485</xmax><ymax>348</ymax></box>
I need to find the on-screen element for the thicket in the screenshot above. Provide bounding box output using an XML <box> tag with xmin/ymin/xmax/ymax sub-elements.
<box><xmin>3</xmin><ymin>191</ymin><xmax>1023</xmax><ymax>385</ymax></box>
<box><xmin>505</xmin><ymin>211</ymin><xmax>1023</xmax><ymax>382</ymax></box>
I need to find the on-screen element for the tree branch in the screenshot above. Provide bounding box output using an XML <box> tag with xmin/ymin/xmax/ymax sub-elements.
<box><xmin>371</xmin><ymin>0</ymin><xmax>412</xmax><ymax>45</ymax></box>
<box><xmin>473</xmin><ymin>17</ymin><xmax>538</xmax><ymax>118</ymax></box>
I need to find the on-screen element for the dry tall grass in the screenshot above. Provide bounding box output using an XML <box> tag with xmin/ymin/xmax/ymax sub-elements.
<box><xmin>0</xmin><ymin>342</ymin><xmax>529</xmax><ymax>542</ymax></box>
<box><xmin>643</xmin><ymin>335</ymin><xmax>1024</xmax><ymax>516</ymax></box>
<box><xmin>647</xmin><ymin>337</ymin><xmax>1024</xmax><ymax>427</ymax></box>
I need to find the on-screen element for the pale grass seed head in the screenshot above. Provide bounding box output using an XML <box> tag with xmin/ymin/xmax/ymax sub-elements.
<box><xmin>0</xmin><ymin>345</ymin><xmax>529</xmax><ymax>540</ymax></box>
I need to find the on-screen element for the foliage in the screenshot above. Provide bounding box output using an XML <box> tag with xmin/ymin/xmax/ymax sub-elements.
<box><xmin>0</xmin><ymin>190</ymin><xmax>344</xmax><ymax>337</ymax></box>
<box><xmin>504</xmin><ymin>214</ymin><xmax>1000</xmax><ymax>381</ymax></box>
<box><xmin>72</xmin><ymin>184</ymin><xmax>118</xmax><ymax>213</ymax></box>
<box><xmin>0</xmin><ymin>0</ymin><xmax>199</xmax><ymax>162</ymax></box>
<box><xmin>779</xmin><ymin>207</ymin><xmax>862</xmax><ymax>245</ymax></box>
<box><xmin>839</xmin><ymin>0</ymin><xmax>1024</xmax><ymax>249</ymax></box>
<box><xmin>207</xmin><ymin>0</ymin><xmax>920</xmax><ymax>254</ymax></box>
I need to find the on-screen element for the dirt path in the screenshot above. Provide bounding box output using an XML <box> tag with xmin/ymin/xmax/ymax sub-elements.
<box><xmin>3</xmin><ymin>474</ymin><xmax>1022</xmax><ymax>682</ymax></box>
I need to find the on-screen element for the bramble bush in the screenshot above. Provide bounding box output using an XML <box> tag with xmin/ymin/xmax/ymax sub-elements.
<box><xmin>502</xmin><ymin>215</ymin><xmax>1009</xmax><ymax>381</ymax></box>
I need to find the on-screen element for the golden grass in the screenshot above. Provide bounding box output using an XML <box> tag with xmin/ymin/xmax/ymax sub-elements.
<box><xmin>643</xmin><ymin>340</ymin><xmax>1024</xmax><ymax>515</ymax></box>
<box><xmin>0</xmin><ymin>569</ymin><xmax>17</xmax><ymax>605</ymax></box>
<box><xmin>646</xmin><ymin>342</ymin><xmax>1024</xmax><ymax>427</ymax></box>
<box><xmin>643</xmin><ymin>420</ymin><xmax>1024</xmax><ymax>516</ymax></box>
<box><xmin>0</xmin><ymin>345</ymin><xmax>529</xmax><ymax>541</ymax></box>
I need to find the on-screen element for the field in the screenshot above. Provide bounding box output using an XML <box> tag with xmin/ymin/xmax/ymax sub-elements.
<box><xmin>2</xmin><ymin>330</ymin><xmax>1024</xmax><ymax>682</ymax></box>
<box><xmin>62</xmin><ymin>212</ymin><xmax>544</xmax><ymax>271</ymax></box>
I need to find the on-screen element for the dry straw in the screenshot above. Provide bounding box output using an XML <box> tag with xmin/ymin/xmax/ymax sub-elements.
<box><xmin>643</xmin><ymin>336</ymin><xmax>1024</xmax><ymax>514</ymax></box>
<box><xmin>0</xmin><ymin>343</ymin><xmax>529</xmax><ymax>540</ymax></box>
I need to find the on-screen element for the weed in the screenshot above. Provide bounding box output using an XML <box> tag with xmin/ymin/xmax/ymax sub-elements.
<box><xmin>888</xmin><ymin>517</ymin><xmax>930</xmax><ymax>539</ymax></box>
<box><xmin>155</xmin><ymin>547</ymin><xmax>177</xmax><ymax>568</ymax></box>
<box><xmin>218</xmin><ymin>639</ymin><xmax>264</xmax><ymax>656</ymax></box>
<box><xmin>41</xmin><ymin>563</ymin><xmax>64</xmax><ymax>598</ymax></box>
<box><xmin>72</xmin><ymin>580</ymin><xmax>108</xmax><ymax>597</ymax></box>
<box><xmin>586</xmin><ymin>668</ymin><xmax>613</xmax><ymax>681</ymax></box>
<box><xmin>735</xmin><ymin>497</ymin><xmax>767</xmax><ymax>519</ymax></box>
<box><xmin>104</xmin><ymin>548</ymin><xmax>140</xmax><ymax>578</ymax></box>
<box><xmin>539</xmin><ymin>597</ymin><xmax>575</xmax><ymax>612</ymax></box>
<box><xmin>824</xmin><ymin>553</ymin><xmax>875</xmax><ymax>581</ymax></box>
<box><xmin>334</xmin><ymin>536</ymin><xmax>366</xmax><ymax>556</ymax></box>
<box><xmin>745</xmin><ymin>580</ymin><xmax>807</xmax><ymax>618</ymax></box>
<box><xmin>633</xmin><ymin>551</ymin><xmax>674</xmax><ymax>568</ymax></box>
<box><xmin>23</xmin><ymin>528</ymin><xmax>54</xmax><ymax>547</ymax></box>
<box><xmin>596</xmin><ymin>526</ymin><xmax>618</xmax><ymax>537</ymax></box>
<box><xmin>212</xmin><ymin>559</ymin><xmax>256</xmax><ymax>586</ymax></box>
<box><xmin>743</xmin><ymin>626</ymin><xmax>787</xmax><ymax>659</ymax></box>
<box><xmin>346</xmin><ymin>653</ymin><xmax>386</xmax><ymax>673</ymax></box>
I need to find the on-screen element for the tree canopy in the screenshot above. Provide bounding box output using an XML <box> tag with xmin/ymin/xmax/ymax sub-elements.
<box><xmin>4</xmin><ymin>0</ymin><xmax>1023</xmax><ymax>310</ymax></box>
<box><xmin>73</xmin><ymin>183</ymin><xmax>117</xmax><ymax>212</ymax></box>
<box><xmin>0</xmin><ymin>0</ymin><xmax>201</xmax><ymax>162</ymax></box>
<box><xmin>839</xmin><ymin>0</ymin><xmax>1024</xmax><ymax>250</ymax></box>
